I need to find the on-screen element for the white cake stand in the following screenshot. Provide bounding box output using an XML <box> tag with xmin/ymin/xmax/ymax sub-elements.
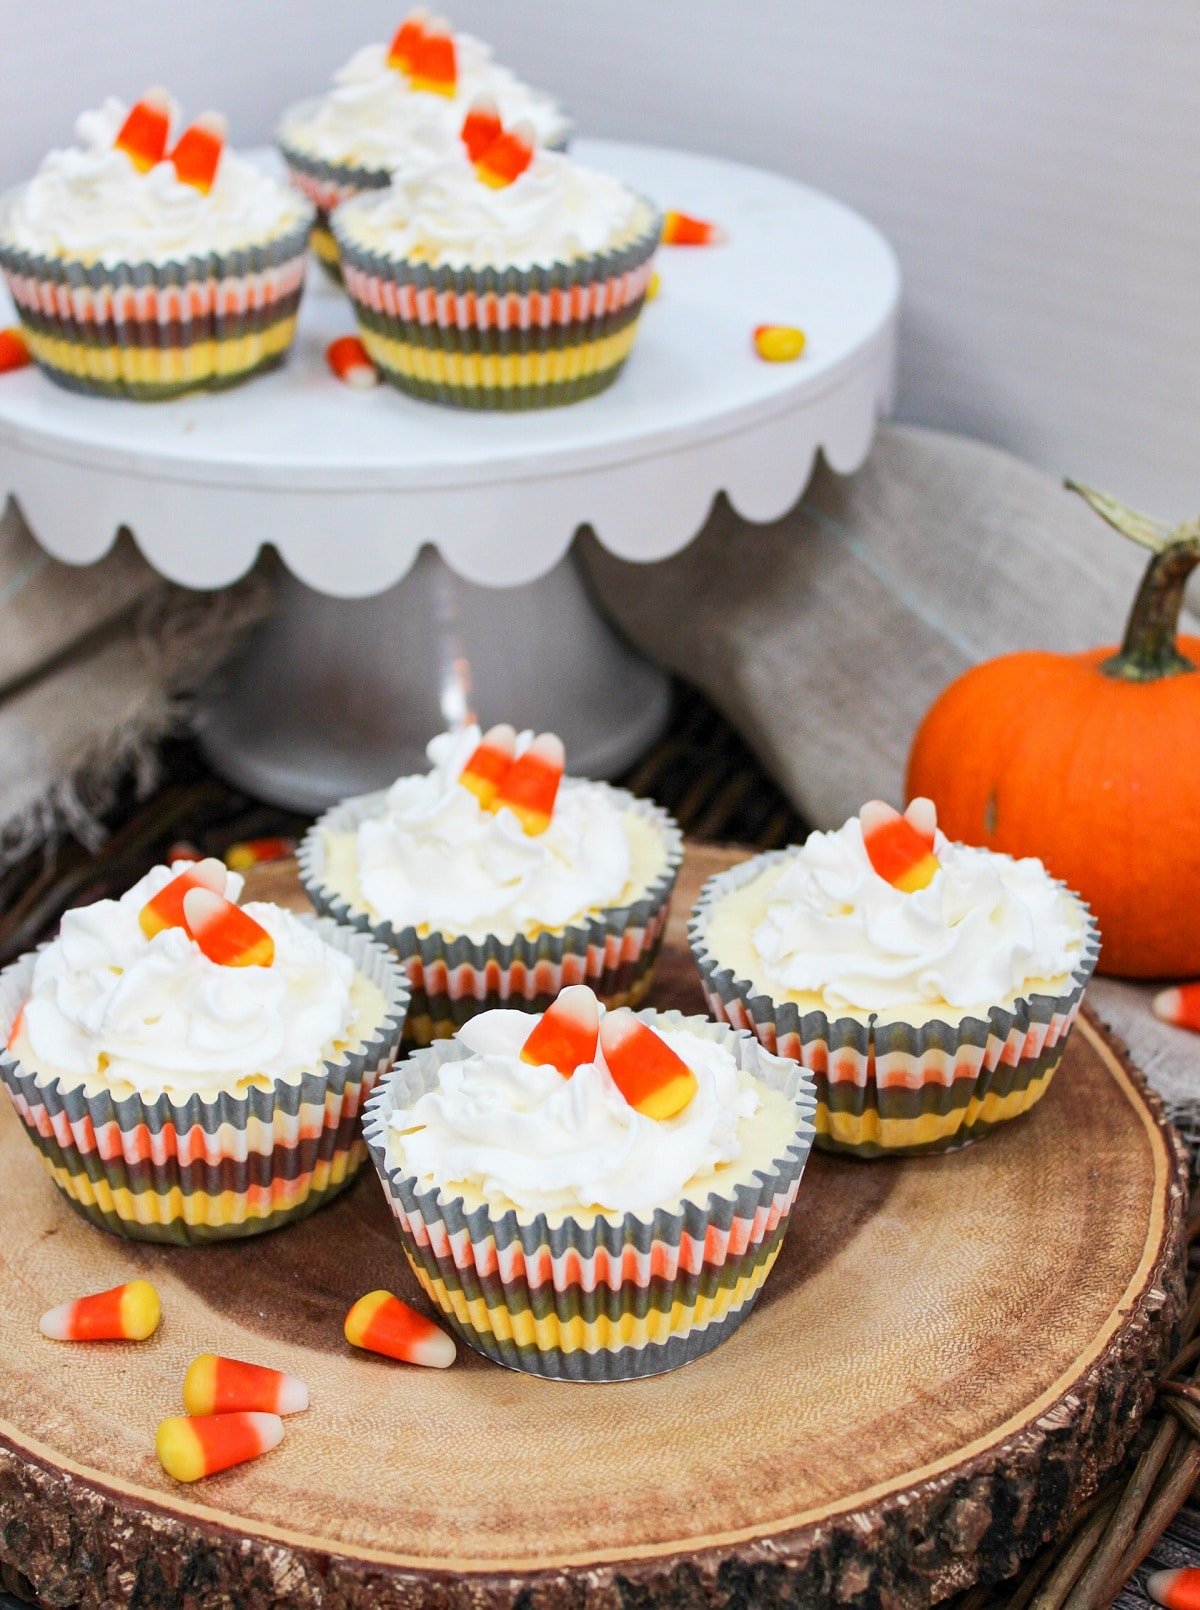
<box><xmin>0</xmin><ymin>141</ymin><xmax>899</xmax><ymax>809</ymax></box>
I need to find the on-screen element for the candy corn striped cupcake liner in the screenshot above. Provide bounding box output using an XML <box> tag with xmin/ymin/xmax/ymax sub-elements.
<box><xmin>277</xmin><ymin>115</ymin><xmax>571</xmax><ymax>285</ymax></box>
<box><xmin>0</xmin><ymin>920</ymin><xmax>408</xmax><ymax>1244</ymax></box>
<box><xmin>689</xmin><ymin>853</ymin><xmax>1101</xmax><ymax>1159</ymax></box>
<box><xmin>298</xmin><ymin>786</ymin><xmax>683</xmax><ymax>1047</ymax></box>
<box><xmin>331</xmin><ymin>203</ymin><xmax>661</xmax><ymax>409</ymax></box>
<box><xmin>0</xmin><ymin>204</ymin><xmax>314</xmax><ymax>400</ymax></box>
<box><xmin>363</xmin><ymin>1012</ymin><xmax>818</xmax><ymax>1380</ymax></box>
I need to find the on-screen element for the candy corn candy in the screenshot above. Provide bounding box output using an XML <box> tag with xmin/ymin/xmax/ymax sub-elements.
<box><xmin>458</xmin><ymin>722</ymin><xmax>517</xmax><ymax>808</ymax></box>
<box><xmin>599</xmin><ymin>1010</ymin><xmax>698</xmax><ymax>1120</ymax></box>
<box><xmin>860</xmin><ymin>800</ymin><xmax>941</xmax><ymax>894</ymax></box>
<box><xmin>661</xmin><ymin>209</ymin><xmax>726</xmax><ymax>246</ymax></box>
<box><xmin>170</xmin><ymin>112</ymin><xmax>226</xmax><ymax>194</ymax></box>
<box><xmin>460</xmin><ymin>96</ymin><xmax>503</xmax><ymax>163</ymax></box>
<box><xmin>156</xmin><ymin>1412</ymin><xmax>283</xmax><ymax>1483</ymax></box>
<box><xmin>754</xmin><ymin>324</ymin><xmax>806</xmax><ymax>363</ymax></box>
<box><xmin>224</xmin><ymin>836</ymin><xmax>296</xmax><ymax>872</ymax></box>
<box><xmin>139</xmin><ymin>858</ymin><xmax>227</xmax><ymax>940</ymax></box>
<box><xmin>904</xmin><ymin>796</ymin><xmax>937</xmax><ymax>852</ymax></box>
<box><xmin>183</xmin><ymin>1353</ymin><xmax>308</xmax><ymax>1417</ymax></box>
<box><xmin>345</xmin><ymin>1291</ymin><xmax>456</xmax><ymax>1368</ymax></box>
<box><xmin>409</xmin><ymin>26</ymin><xmax>457</xmax><ymax>96</ymax></box>
<box><xmin>475</xmin><ymin>121</ymin><xmax>535</xmax><ymax>189</ymax></box>
<box><xmin>0</xmin><ymin>328</ymin><xmax>31</xmax><ymax>374</ymax></box>
<box><xmin>494</xmin><ymin>732</ymin><xmax>564</xmax><ymax>834</ymax></box>
<box><xmin>1148</xmin><ymin>1569</ymin><xmax>1200</xmax><ymax>1610</ymax></box>
<box><xmin>114</xmin><ymin>89</ymin><xmax>171</xmax><ymax>172</ymax></box>
<box><xmin>326</xmin><ymin>335</ymin><xmax>379</xmax><ymax>389</ymax></box>
<box><xmin>387</xmin><ymin>10</ymin><xmax>430</xmax><ymax>73</ymax></box>
<box><xmin>1153</xmin><ymin>983</ymin><xmax>1200</xmax><ymax>1034</ymax></box>
<box><xmin>39</xmin><ymin>1280</ymin><xmax>160</xmax><ymax>1342</ymax></box>
<box><xmin>520</xmin><ymin>985</ymin><xmax>601</xmax><ymax>1077</ymax></box>
<box><xmin>165</xmin><ymin>840</ymin><xmax>200</xmax><ymax>865</ymax></box>
<box><xmin>182</xmin><ymin>888</ymin><xmax>275</xmax><ymax>968</ymax></box>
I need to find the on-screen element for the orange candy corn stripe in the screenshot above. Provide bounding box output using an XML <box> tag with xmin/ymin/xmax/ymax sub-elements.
<box><xmin>460</xmin><ymin>97</ymin><xmax>503</xmax><ymax>163</ymax></box>
<box><xmin>156</xmin><ymin>1412</ymin><xmax>283</xmax><ymax>1483</ymax></box>
<box><xmin>409</xmin><ymin>28</ymin><xmax>457</xmax><ymax>95</ymax></box>
<box><xmin>139</xmin><ymin>858</ymin><xmax>227</xmax><ymax>939</ymax></box>
<box><xmin>661</xmin><ymin>209</ymin><xmax>726</xmax><ymax>246</ymax></box>
<box><xmin>860</xmin><ymin>799</ymin><xmax>941</xmax><ymax>893</ymax></box>
<box><xmin>39</xmin><ymin>1279</ymin><xmax>160</xmax><ymax>1342</ymax></box>
<box><xmin>1153</xmin><ymin>983</ymin><xmax>1200</xmax><ymax>1034</ymax></box>
<box><xmin>114</xmin><ymin>90</ymin><xmax>171</xmax><ymax>172</ymax></box>
<box><xmin>387</xmin><ymin>12</ymin><xmax>429</xmax><ymax>72</ymax></box>
<box><xmin>520</xmin><ymin>985</ymin><xmax>600</xmax><ymax>1077</ymax></box>
<box><xmin>183</xmin><ymin>1353</ymin><xmax>308</xmax><ymax>1417</ymax></box>
<box><xmin>475</xmin><ymin>122</ymin><xmax>534</xmax><ymax>189</ymax></box>
<box><xmin>344</xmin><ymin>1290</ymin><xmax>456</xmax><ymax>1368</ymax></box>
<box><xmin>459</xmin><ymin>723</ymin><xmax>517</xmax><ymax>808</ymax></box>
<box><xmin>599</xmin><ymin>1010</ymin><xmax>698</xmax><ymax>1120</ymax></box>
<box><xmin>224</xmin><ymin>836</ymin><xmax>296</xmax><ymax>871</ymax></box>
<box><xmin>326</xmin><ymin>335</ymin><xmax>379</xmax><ymax>388</ymax></box>
<box><xmin>171</xmin><ymin>112</ymin><xmax>225</xmax><ymax>194</ymax></box>
<box><xmin>182</xmin><ymin>888</ymin><xmax>275</xmax><ymax>968</ymax></box>
<box><xmin>1148</xmin><ymin>1569</ymin><xmax>1200</xmax><ymax>1610</ymax></box>
<box><xmin>0</xmin><ymin>328</ymin><xmax>31</xmax><ymax>374</ymax></box>
<box><xmin>494</xmin><ymin>732</ymin><xmax>564</xmax><ymax>835</ymax></box>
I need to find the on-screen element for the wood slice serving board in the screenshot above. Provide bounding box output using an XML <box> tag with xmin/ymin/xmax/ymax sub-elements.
<box><xmin>0</xmin><ymin>846</ymin><xmax>1187</xmax><ymax>1610</ymax></box>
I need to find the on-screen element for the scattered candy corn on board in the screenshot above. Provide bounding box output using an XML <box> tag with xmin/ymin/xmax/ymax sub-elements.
<box><xmin>0</xmin><ymin>844</ymin><xmax>1184</xmax><ymax>1607</ymax></box>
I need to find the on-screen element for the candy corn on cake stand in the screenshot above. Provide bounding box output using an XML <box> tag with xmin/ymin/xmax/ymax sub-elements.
<box><xmin>0</xmin><ymin>845</ymin><xmax>1185</xmax><ymax>1610</ymax></box>
<box><xmin>0</xmin><ymin>142</ymin><xmax>899</xmax><ymax>810</ymax></box>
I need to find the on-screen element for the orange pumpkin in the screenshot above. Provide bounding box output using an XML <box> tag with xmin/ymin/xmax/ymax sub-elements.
<box><xmin>906</xmin><ymin>481</ymin><xmax>1200</xmax><ymax>979</ymax></box>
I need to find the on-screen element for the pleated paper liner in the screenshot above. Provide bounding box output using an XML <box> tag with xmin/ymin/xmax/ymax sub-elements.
<box><xmin>277</xmin><ymin>109</ymin><xmax>571</xmax><ymax>285</ymax></box>
<box><xmin>331</xmin><ymin>199</ymin><xmax>661</xmax><ymax>409</ymax></box>
<box><xmin>0</xmin><ymin>919</ymin><xmax>409</xmax><ymax>1244</ymax></box>
<box><xmin>298</xmin><ymin>784</ymin><xmax>683</xmax><ymax>1046</ymax></box>
<box><xmin>0</xmin><ymin>201</ymin><xmax>314</xmax><ymax>400</ymax></box>
<box><xmin>689</xmin><ymin>851</ymin><xmax>1101</xmax><ymax>1159</ymax></box>
<box><xmin>363</xmin><ymin>1011</ymin><xmax>818</xmax><ymax>1380</ymax></box>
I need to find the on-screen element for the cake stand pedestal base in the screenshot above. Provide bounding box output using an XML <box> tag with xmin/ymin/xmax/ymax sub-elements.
<box><xmin>197</xmin><ymin>548</ymin><xmax>671</xmax><ymax>810</ymax></box>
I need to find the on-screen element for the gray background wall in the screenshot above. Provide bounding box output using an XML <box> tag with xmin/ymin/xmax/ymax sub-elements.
<box><xmin>2</xmin><ymin>2</ymin><xmax>1197</xmax><ymax>517</ymax></box>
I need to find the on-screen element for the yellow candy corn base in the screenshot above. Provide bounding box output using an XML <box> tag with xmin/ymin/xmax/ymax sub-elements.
<box><xmin>0</xmin><ymin>211</ymin><xmax>314</xmax><ymax>403</ymax></box>
<box><xmin>0</xmin><ymin>922</ymin><xmax>408</xmax><ymax>1244</ymax></box>
<box><xmin>298</xmin><ymin>788</ymin><xmax>683</xmax><ymax>1049</ymax></box>
<box><xmin>690</xmin><ymin>852</ymin><xmax>1101</xmax><ymax>1159</ymax></box>
<box><xmin>364</xmin><ymin>1013</ymin><xmax>818</xmax><ymax>1380</ymax></box>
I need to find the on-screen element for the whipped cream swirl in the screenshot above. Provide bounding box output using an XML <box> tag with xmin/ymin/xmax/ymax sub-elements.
<box><xmin>387</xmin><ymin>1009</ymin><xmax>760</xmax><ymax>1214</ymax></box>
<box><xmin>334</xmin><ymin>147</ymin><xmax>647</xmax><ymax>271</ymax></box>
<box><xmin>750</xmin><ymin>817</ymin><xmax>1084</xmax><ymax>1015</ymax></box>
<box><xmin>1</xmin><ymin>99</ymin><xmax>310</xmax><ymax>266</ymax></box>
<box><xmin>18</xmin><ymin>864</ymin><xmax>358</xmax><ymax>1098</ymax></box>
<box><xmin>355</xmin><ymin>727</ymin><xmax>633</xmax><ymax>938</ymax></box>
<box><xmin>278</xmin><ymin>34</ymin><xmax>569</xmax><ymax>171</ymax></box>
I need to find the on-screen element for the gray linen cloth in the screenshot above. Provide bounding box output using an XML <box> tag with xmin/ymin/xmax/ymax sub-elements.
<box><xmin>581</xmin><ymin>422</ymin><xmax>1200</xmax><ymax>1134</ymax></box>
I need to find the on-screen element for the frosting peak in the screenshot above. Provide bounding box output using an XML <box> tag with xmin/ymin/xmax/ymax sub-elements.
<box><xmin>354</xmin><ymin>727</ymin><xmax>633</xmax><ymax>936</ymax></box>
<box><xmin>386</xmin><ymin>1008</ymin><xmax>760</xmax><ymax>1214</ymax></box>
<box><xmin>18</xmin><ymin>863</ymin><xmax>357</xmax><ymax>1097</ymax></box>
<box><xmin>749</xmin><ymin>815</ymin><xmax>1084</xmax><ymax>1015</ymax></box>
<box><xmin>2</xmin><ymin>99</ymin><xmax>310</xmax><ymax>266</ymax></box>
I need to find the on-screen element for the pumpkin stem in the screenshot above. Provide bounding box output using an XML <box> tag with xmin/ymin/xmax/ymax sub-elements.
<box><xmin>1065</xmin><ymin>480</ymin><xmax>1200</xmax><ymax>682</ymax></box>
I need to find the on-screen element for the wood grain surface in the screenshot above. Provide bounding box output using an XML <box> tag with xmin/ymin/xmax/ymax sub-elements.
<box><xmin>0</xmin><ymin>846</ymin><xmax>1187</xmax><ymax>1609</ymax></box>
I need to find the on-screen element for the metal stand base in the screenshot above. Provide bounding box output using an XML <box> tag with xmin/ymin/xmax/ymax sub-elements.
<box><xmin>197</xmin><ymin>550</ymin><xmax>672</xmax><ymax>812</ymax></box>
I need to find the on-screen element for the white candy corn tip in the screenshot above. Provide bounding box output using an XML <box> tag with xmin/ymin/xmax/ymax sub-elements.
<box><xmin>182</xmin><ymin>886</ymin><xmax>227</xmax><ymax>934</ymax></box>
<box><xmin>468</xmin><ymin>93</ymin><xmax>500</xmax><ymax>117</ymax></box>
<box><xmin>180</xmin><ymin>856</ymin><xmax>228</xmax><ymax>895</ymax></box>
<box><xmin>524</xmin><ymin>731</ymin><xmax>565</xmax><ymax>768</ymax></box>
<box><xmin>508</xmin><ymin>120</ymin><xmax>536</xmax><ymax>148</ymax></box>
<box><xmin>552</xmin><ymin>984</ymin><xmax>601</xmax><ymax>1026</ymax></box>
<box><xmin>598</xmin><ymin>1007</ymin><xmax>636</xmax><ymax>1053</ymax></box>
<box><xmin>480</xmin><ymin>721</ymin><xmax>517</xmax><ymax>752</ymax></box>
<box><xmin>1153</xmin><ymin>987</ymin><xmax>1183</xmax><ymax>1025</ymax></box>
<box><xmin>142</xmin><ymin>86</ymin><xmax>173</xmax><ymax>113</ymax></box>
<box><xmin>276</xmin><ymin>1374</ymin><xmax>310</xmax><ymax>1415</ymax></box>
<box><xmin>859</xmin><ymin>799</ymin><xmax>900</xmax><ymax>834</ymax></box>
<box><xmin>904</xmin><ymin>797</ymin><xmax>937</xmax><ymax>843</ymax></box>
<box><xmin>192</xmin><ymin>110</ymin><xmax>228</xmax><ymax>138</ymax></box>
<box><xmin>248</xmin><ymin>1411</ymin><xmax>286</xmax><ymax>1453</ymax></box>
<box><xmin>414</xmin><ymin>1328</ymin><xmax>457</xmax><ymax>1369</ymax></box>
<box><xmin>1146</xmin><ymin>1568</ymin><xmax>1199</xmax><ymax>1610</ymax></box>
<box><xmin>38</xmin><ymin>1300</ymin><xmax>76</xmax><ymax>1341</ymax></box>
<box><xmin>343</xmin><ymin>362</ymin><xmax>379</xmax><ymax>389</ymax></box>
